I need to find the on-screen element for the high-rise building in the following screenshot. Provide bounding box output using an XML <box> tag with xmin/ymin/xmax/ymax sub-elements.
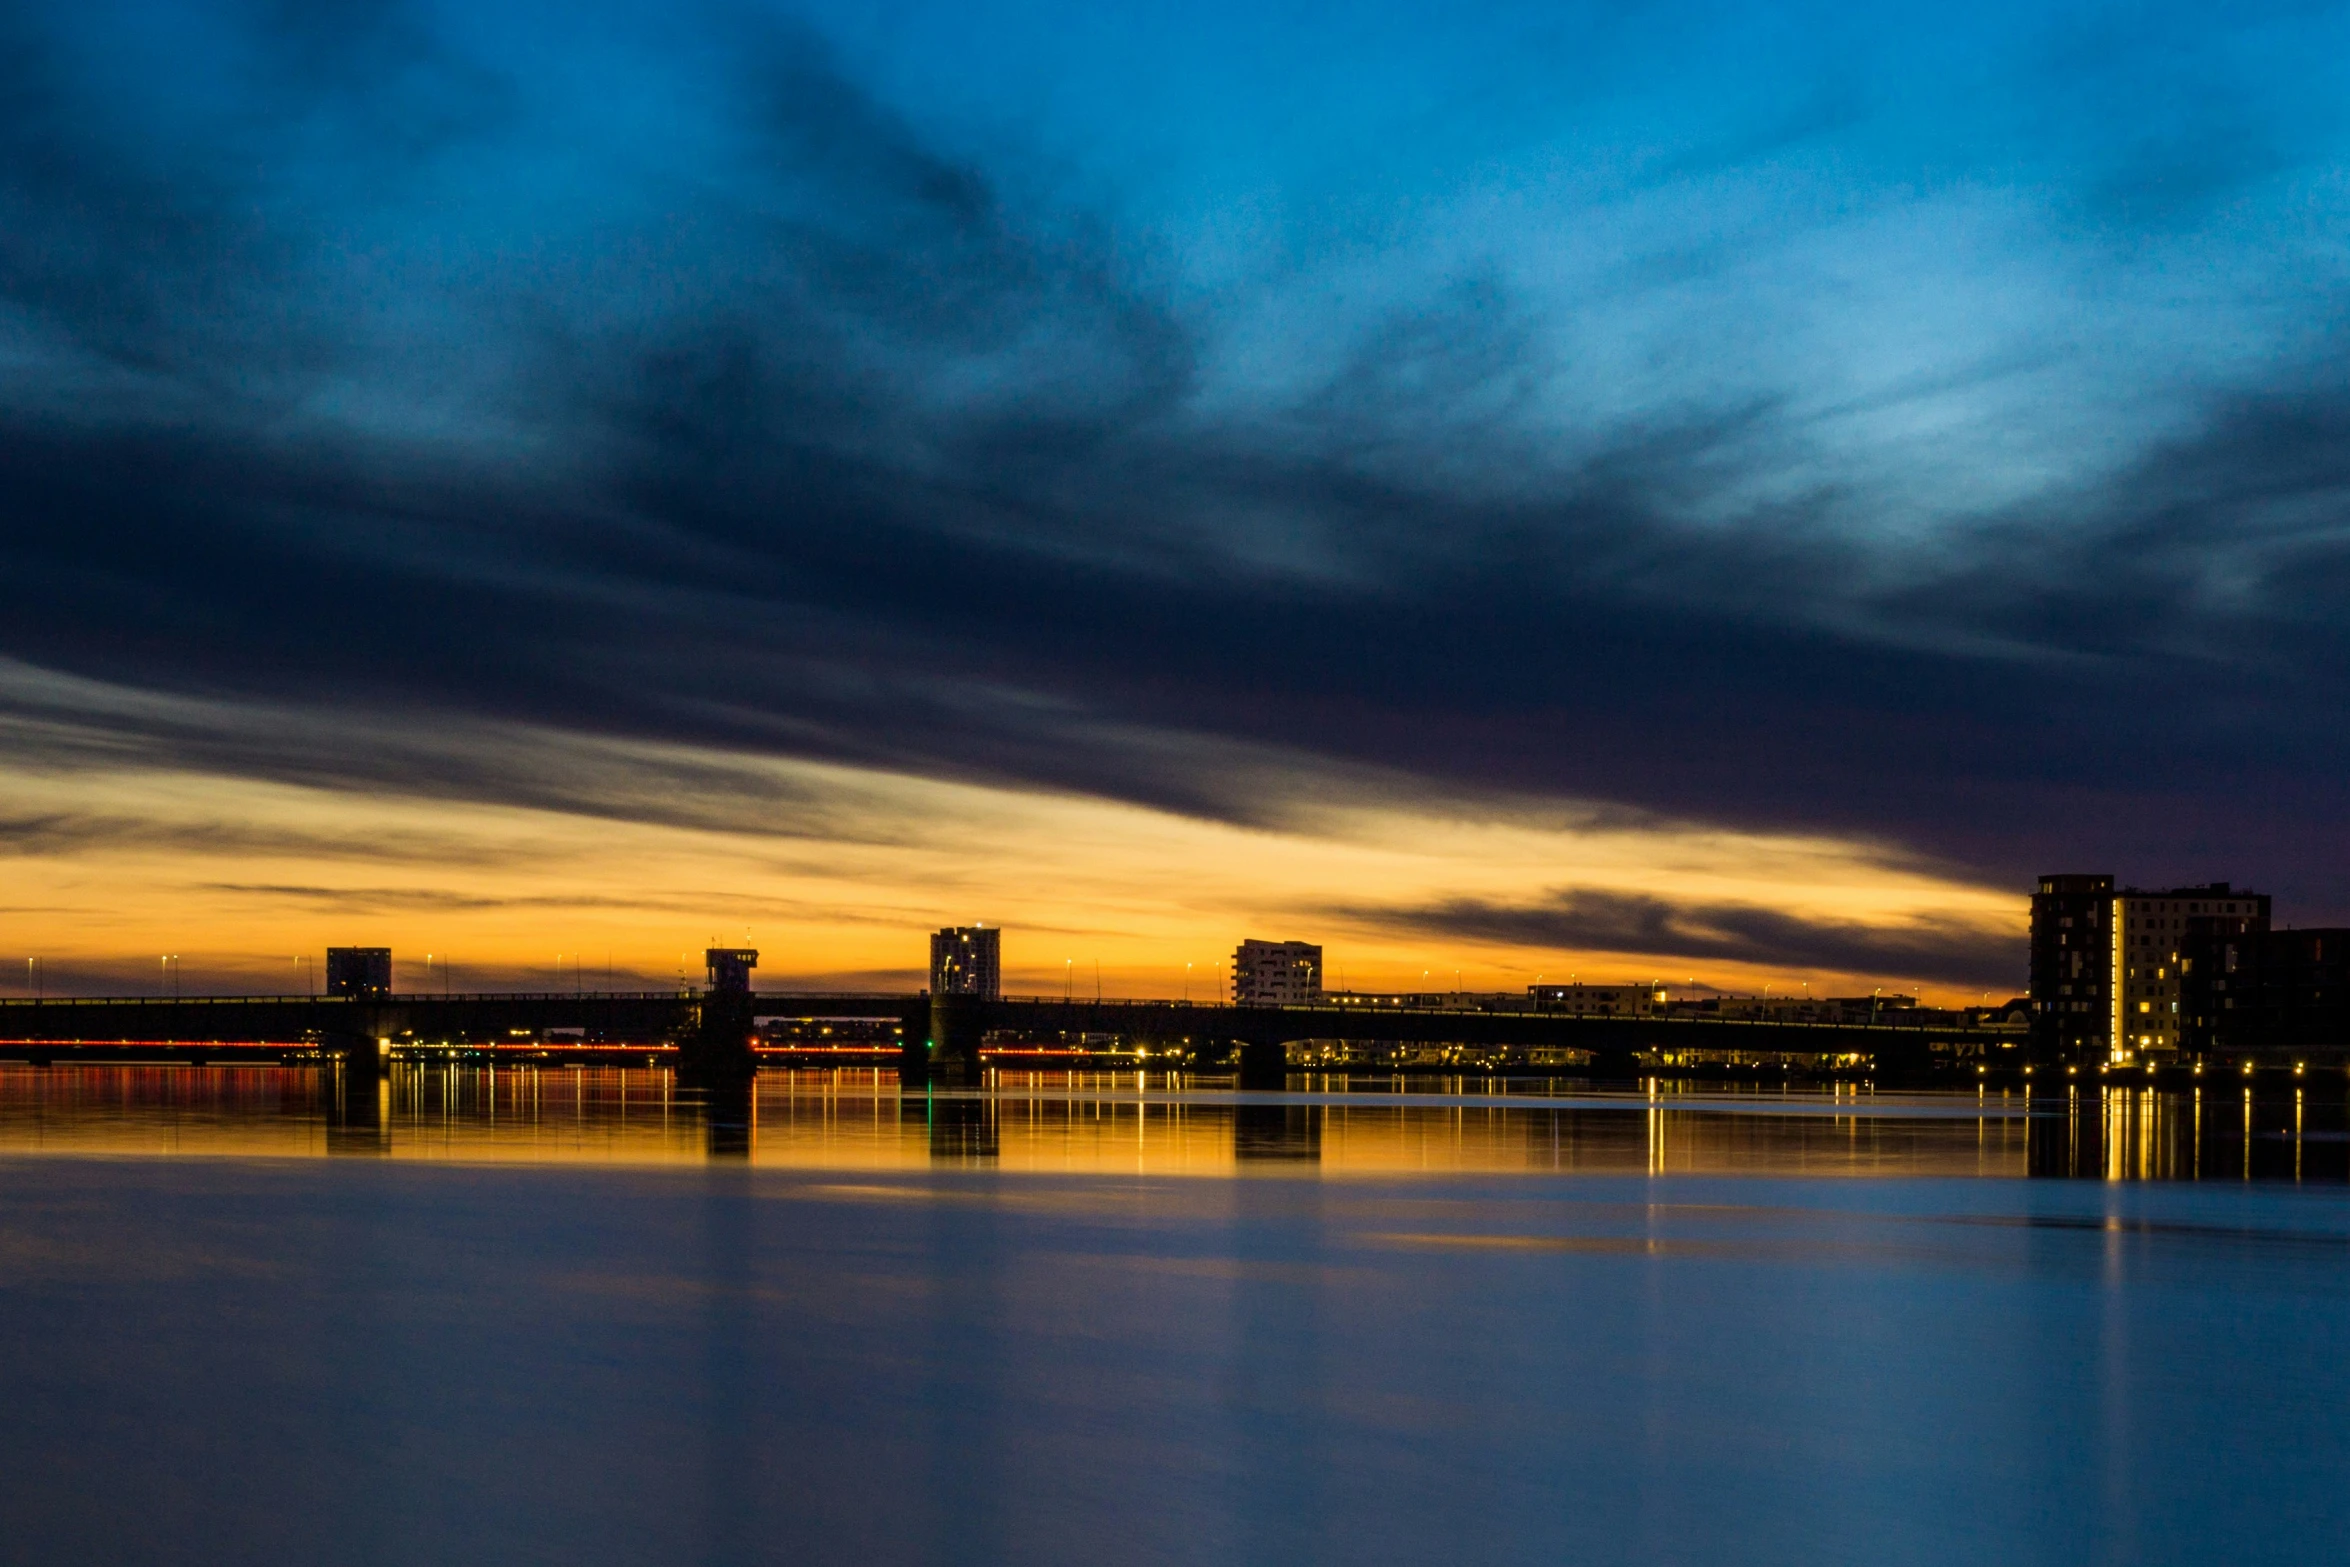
<box><xmin>2115</xmin><ymin>883</ymin><xmax>2268</xmax><ymax>1059</ymax></box>
<box><xmin>931</xmin><ymin>926</ymin><xmax>1001</xmax><ymax>998</ymax></box>
<box><xmin>325</xmin><ymin>947</ymin><xmax>392</xmax><ymax>999</ymax></box>
<box><xmin>2029</xmin><ymin>875</ymin><xmax>2114</xmax><ymax>1060</ymax></box>
<box><xmin>1233</xmin><ymin>939</ymin><xmax>1322</xmax><ymax>1006</ymax></box>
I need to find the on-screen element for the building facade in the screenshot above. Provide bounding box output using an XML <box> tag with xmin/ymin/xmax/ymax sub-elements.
<box><xmin>2029</xmin><ymin>874</ymin><xmax>2115</xmax><ymax>1060</ymax></box>
<box><xmin>1233</xmin><ymin>940</ymin><xmax>1322</xmax><ymax>1006</ymax></box>
<box><xmin>930</xmin><ymin>926</ymin><xmax>1001</xmax><ymax>998</ymax></box>
<box><xmin>2116</xmin><ymin>884</ymin><xmax>2269</xmax><ymax>1059</ymax></box>
<box><xmin>2031</xmin><ymin>875</ymin><xmax>2285</xmax><ymax>1062</ymax></box>
<box><xmin>1527</xmin><ymin>983</ymin><xmax>1661</xmax><ymax>1016</ymax></box>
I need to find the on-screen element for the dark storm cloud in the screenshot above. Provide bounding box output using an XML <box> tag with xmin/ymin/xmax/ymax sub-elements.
<box><xmin>1</xmin><ymin>0</ymin><xmax>2348</xmax><ymax>922</ymax></box>
<box><xmin>1333</xmin><ymin>889</ymin><xmax>2021</xmax><ymax>990</ymax></box>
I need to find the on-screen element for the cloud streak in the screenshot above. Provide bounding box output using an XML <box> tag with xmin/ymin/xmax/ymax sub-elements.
<box><xmin>1332</xmin><ymin>889</ymin><xmax>2020</xmax><ymax>990</ymax></box>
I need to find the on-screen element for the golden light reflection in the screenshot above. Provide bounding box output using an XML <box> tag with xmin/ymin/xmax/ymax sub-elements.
<box><xmin>0</xmin><ymin>1065</ymin><xmax>2037</xmax><ymax>1177</ymax></box>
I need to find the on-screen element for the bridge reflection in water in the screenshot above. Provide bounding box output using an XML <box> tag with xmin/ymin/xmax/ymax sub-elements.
<box><xmin>0</xmin><ymin>1065</ymin><xmax>2341</xmax><ymax>1179</ymax></box>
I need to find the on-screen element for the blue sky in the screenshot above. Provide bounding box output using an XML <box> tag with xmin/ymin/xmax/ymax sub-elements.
<box><xmin>4</xmin><ymin>0</ymin><xmax>2349</xmax><ymax>987</ymax></box>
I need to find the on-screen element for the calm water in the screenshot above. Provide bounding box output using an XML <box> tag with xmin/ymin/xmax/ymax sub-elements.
<box><xmin>0</xmin><ymin>1066</ymin><xmax>2345</xmax><ymax>1565</ymax></box>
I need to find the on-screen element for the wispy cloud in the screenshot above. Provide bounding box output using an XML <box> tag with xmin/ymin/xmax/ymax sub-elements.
<box><xmin>1331</xmin><ymin>888</ymin><xmax>2021</xmax><ymax>990</ymax></box>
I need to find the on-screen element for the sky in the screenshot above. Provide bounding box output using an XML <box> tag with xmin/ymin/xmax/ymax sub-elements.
<box><xmin>3</xmin><ymin>0</ymin><xmax>2348</xmax><ymax>999</ymax></box>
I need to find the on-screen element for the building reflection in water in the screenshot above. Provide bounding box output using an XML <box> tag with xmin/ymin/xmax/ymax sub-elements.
<box><xmin>2026</xmin><ymin>1082</ymin><xmax>2350</xmax><ymax>1181</ymax></box>
<box><xmin>0</xmin><ymin>1064</ymin><xmax>2342</xmax><ymax>1181</ymax></box>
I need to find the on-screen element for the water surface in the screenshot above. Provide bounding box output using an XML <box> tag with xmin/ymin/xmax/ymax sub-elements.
<box><xmin>0</xmin><ymin>1066</ymin><xmax>2342</xmax><ymax>1565</ymax></box>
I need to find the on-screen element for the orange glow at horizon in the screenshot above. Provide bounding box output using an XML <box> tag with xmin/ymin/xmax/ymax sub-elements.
<box><xmin>0</xmin><ymin>731</ymin><xmax>2025</xmax><ymax>1005</ymax></box>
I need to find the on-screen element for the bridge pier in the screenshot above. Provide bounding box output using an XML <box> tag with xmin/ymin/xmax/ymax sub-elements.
<box><xmin>321</xmin><ymin>1031</ymin><xmax>386</xmax><ymax>1151</ymax></box>
<box><xmin>925</xmin><ymin>994</ymin><xmax>986</xmax><ymax>1087</ymax></box>
<box><xmin>1586</xmin><ymin>1045</ymin><xmax>1643</xmax><ymax>1080</ymax></box>
<box><xmin>679</xmin><ymin>989</ymin><xmax>756</xmax><ymax>1085</ymax></box>
<box><xmin>1236</xmin><ymin>1039</ymin><xmax>1287</xmax><ymax>1090</ymax></box>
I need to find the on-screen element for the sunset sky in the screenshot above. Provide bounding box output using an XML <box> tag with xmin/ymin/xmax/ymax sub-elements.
<box><xmin>5</xmin><ymin>0</ymin><xmax>2349</xmax><ymax>999</ymax></box>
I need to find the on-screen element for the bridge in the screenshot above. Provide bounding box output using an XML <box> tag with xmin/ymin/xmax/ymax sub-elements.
<box><xmin>0</xmin><ymin>988</ymin><xmax>2022</xmax><ymax>1087</ymax></box>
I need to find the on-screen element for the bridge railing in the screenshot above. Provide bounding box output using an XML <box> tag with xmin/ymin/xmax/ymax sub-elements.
<box><xmin>980</xmin><ymin>996</ymin><xmax>2021</xmax><ymax>1034</ymax></box>
<box><xmin>0</xmin><ymin>991</ymin><xmax>2027</xmax><ymax>1038</ymax></box>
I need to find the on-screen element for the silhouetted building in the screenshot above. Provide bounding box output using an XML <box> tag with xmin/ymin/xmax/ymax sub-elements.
<box><xmin>705</xmin><ymin>948</ymin><xmax>758</xmax><ymax>994</ymax></box>
<box><xmin>2178</xmin><ymin>907</ymin><xmax>2269</xmax><ymax>1052</ymax></box>
<box><xmin>2257</xmin><ymin>928</ymin><xmax>2350</xmax><ymax>1049</ymax></box>
<box><xmin>325</xmin><ymin>947</ymin><xmax>391</xmax><ymax>999</ymax></box>
<box><xmin>930</xmin><ymin>926</ymin><xmax>1000</xmax><ymax>998</ymax></box>
<box><xmin>2030</xmin><ymin>873</ymin><xmax>2114</xmax><ymax>1060</ymax></box>
<box><xmin>1233</xmin><ymin>939</ymin><xmax>1321</xmax><ymax>1005</ymax></box>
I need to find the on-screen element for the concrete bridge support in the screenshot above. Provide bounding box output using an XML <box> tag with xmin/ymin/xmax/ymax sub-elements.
<box><xmin>321</xmin><ymin>1030</ymin><xmax>386</xmax><ymax>1151</ymax></box>
<box><xmin>925</xmin><ymin>994</ymin><xmax>986</xmax><ymax>1087</ymax></box>
<box><xmin>1236</xmin><ymin>1039</ymin><xmax>1288</xmax><ymax>1090</ymax></box>
<box><xmin>680</xmin><ymin>991</ymin><xmax>757</xmax><ymax>1084</ymax></box>
<box><xmin>1586</xmin><ymin>1045</ymin><xmax>1643</xmax><ymax>1080</ymax></box>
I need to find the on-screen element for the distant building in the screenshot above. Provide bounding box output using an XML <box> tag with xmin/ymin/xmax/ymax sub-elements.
<box><xmin>2117</xmin><ymin>884</ymin><xmax>2269</xmax><ymax>1058</ymax></box>
<box><xmin>2031</xmin><ymin>875</ymin><xmax>2276</xmax><ymax>1063</ymax></box>
<box><xmin>1528</xmin><ymin>983</ymin><xmax>1661</xmax><ymax>1016</ymax></box>
<box><xmin>2030</xmin><ymin>873</ymin><xmax>2116</xmax><ymax>1059</ymax></box>
<box><xmin>325</xmin><ymin>947</ymin><xmax>391</xmax><ymax>999</ymax></box>
<box><xmin>705</xmin><ymin>948</ymin><xmax>758</xmax><ymax>994</ymax></box>
<box><xmin>1233</xmin><ymin>940</ymin><xmax>1321</xmax><ymax>1006</ymax></box>
<box><xmin>931</xmin><ymin>926</ymin><xmax>1001</xmax><ymax>998</ymax></box>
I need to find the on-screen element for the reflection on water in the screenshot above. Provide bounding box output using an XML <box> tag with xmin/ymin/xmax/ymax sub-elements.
<box><xmin>2028</xmin><ymin>1081</ymin><xmax>2350</xmax><ymax>1181</ymax></box>
<box><xmin>3</xmin><ymin>1071</ymin><xmax>2350</xmax><ymax>1564</ymax></box>
<box><xmin>11</xmin><ymin>1063</ymin><xmax>2344</xmax><ymax>1179</ymax></box>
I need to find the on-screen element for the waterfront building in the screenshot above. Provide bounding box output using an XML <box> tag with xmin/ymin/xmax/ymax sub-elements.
<box><xmin>1233</xmin><ymin>940</ymin><xmax>1322</xmax><ymax>1005</ymax></box>
<box><xmin>930</xmin><ymin>926</ymin><xmax>1001</xmax><ymax>998</ymax></box>
<box><xmin>2030</xmin><ymin>875</ymin><xmax>2279</xmax><ymax>1063</ymax></box>
<box><xmin>2029</xmin><ymin>874</ymin><xmax>2115</xmax><ymax>1059</ymax></box>
<box><xmin>324</xmin><ymin>947</ymin><xmax>391</xmax><ymax>999</ymax></box>
<box><xmin>2116</xmin><ymin>884</ymin><xmax>2269</xmax><ymax>1059</ymax></box>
